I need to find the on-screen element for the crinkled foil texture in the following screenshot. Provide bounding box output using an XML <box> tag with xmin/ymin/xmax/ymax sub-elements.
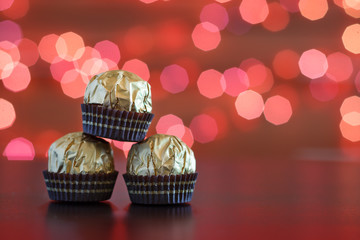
<box><xmin>126</xmin><ymin>134</ymin><xmax>196</xmax><ymax>176</ymax></box>
<box><xmin>48</xmin><ymin>132</ymin><xmax>114</xmax><ymax>174</ymax></box>
<box><xmin>83</xmin><ymin>70</ymin><xmax>152</xmax><ymax>113</ymax></box>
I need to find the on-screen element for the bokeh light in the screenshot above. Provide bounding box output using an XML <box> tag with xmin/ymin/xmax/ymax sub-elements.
<box><xmin>94</xmin><ymin>40</ymin><xmax>120</xmax><ymax>64</ymax></box>
<box><xmin>192</xmin><ymin>22</ymin><xmax>221</xmax><ymax>51</ymax></box>
<box><xmin>355</xmin><ymin>71</ymin><xmax>360</xmax><ymax>93</ymax></box>
<box><xmin>60</xmin><ymin>69</ymin><xmax>87</xmax><ymax>99</ymax></box>
<box><xmin>344</xmin><ymin>0</ymin><xmax>360</xmax><ymax>10</ymax></box>
<box><xmin>0</xmin><ymin>98</ymin><xmax>16</xmax><ymax>130</ymax></box>
<box><xmin>80</xmin><ymin>58</ymin><xmax>111</xmax><ymax>83</ymax></box>
<box><xmin>264</xmin><ymin>95</ymin><xmax>292</xmax><ymax>125</ymax></box>
<box><xmin>240</xmin><ymin>59</ymin><xmax>274</xmax><ymax>93</ymax></box>
<box><xmin>343</xmin><ymin>112</ymin><xmax>360</xmax><ymax>126</ymax></box>
<box><xmin>0</xmin><ymin>20</ymin><xmax>22</xmax><ymax>43</ymax></box>
<box><xmin>325</xmin><ymin>52</ymin><xmax>353</xmax><ymax>82</ymax></box>
<box><xmin>17</xmin><ymin>38</ymin><xmax>39</xmax><ymax>67</ymax></box>
<box><xmin>272</xmin><ymin>49</ymin><xmax>300</xmax><ymax>80</ymax></box>
<box><xmin>342</xmin><ymin>24</ymin><xmax>360</xmax><ymax>54</ymax></box>
<box><xmin>340</xmin><ymin>96</ymin><xmax>360</xmax><ymax>117</ymax></box>
<box><xmin>0</xmin><ymin>40</ymin><xmax>20</xmax><ymax>68</ymax></box>
<box><xmin>0</xmin><ymin>0</ymin><xmax>14</xmax><ymax>11</ymax></box>
<box><xmin>190</xmin><ymin>114</ymin><xmax>218</xmax><ymax>143</ymax></box>
<box><xmin>156</xmin><ymin>114</ymin><xmax>185</xmax><ymax>138</ymax></box>
<box><xmin>200</xmin><ymin>3</ymin><xmax>229</xmax><ymax>31</ymax></box>
<box><xmin>56</xmin><ymin>32</ymin><xmax>85</xmax><ymax>61</ymax></box>
<box><xmin>343</xmin><ymin>1</ymin><xmax>360</xmax><ymax>18</ymax></box>
<box><xmin>299</xmin><ymin>49</ymin><xmax>328</xmax><ymax>79</ymax></box>
<box><xmin>262</xmin><ymin>2</ymin><xmax>290</xmax><ymax>32</ymax></box>
<box><xmin>223</xmin><ymin>67</ymin><xmax>249</xmax><ymax>97</ymax></box>
<box><xmin>139</xmin><ymin>0</ymin><xmax>158</xmax><ymax>4</ymax></box>
<box><xmin>235</xmin><ymin>90</ymin><xmax>264</xmax><ymax>120</ymax></box>
<box><xmin>160</xmin><ymin>64</ymin><xmax>189</xmax><ymax>94</ymax></box>
<box><xmin>73</xmin><ymin>46</ymin><xmax>101</xmax><ymax>70</ymax></box>
<box><xmin>38</xmin><ymin>34</ymin><xmax>60</xmax><ymax>63</ymax></box>
<box><xmin>309</xmin><ymin>77</ymin><xmax>339</xmax><ymax>102</ymax></box>
<box><xmin>122</xmin><ymin>59</ymin><xmax>150</xmax><ymax>81</ymax></box>
<box><xmin>2</xmin><ymin>62</ymin><xmax>31</xmax><ymax>92</ymax></box>
<box><xmin>197</xmin><ymin>69</ymin><xmax>226</xmax><ymax>99</ymax></box>
<box><xmin>339</xmin><ymin>119</ymin><xmax>360</xmax><ymax>142</ymax></box>
<box><xmin>3</xmin><ymin>137</ymin><xmax>35</xmax><ymax>160</ymax></box>
<box><xmin>181</xmin><ymin>126</ymin><xmax>194</xmax><ymax>148</ymax></box>
<box><xmin>239</xmin><ymin>0</ymin><xmax>269</xmax><ymax>24</ymax></box>
<box><xmin>1</xmin><ymin>0</ymin><xmax>29</xmax><ymax>19</ymax></box>
<box><xmin>50</xmin><ymin>59</ymin><xmax>75</xmax><ymax>82</ymax></box>
<box><xmin>0</xmin><ymin>50</ymin><xmax>13</xmax><ymax>79</ymax></box>
<box><xmin>299</xmin><ymin>0</ymin><xmax>328</xmax><ymax>21</ymax></box>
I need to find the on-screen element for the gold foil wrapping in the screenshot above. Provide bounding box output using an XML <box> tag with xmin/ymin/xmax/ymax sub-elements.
<box><xmin>48</xmin><ymin>132</ymin><xmax>115</xmax><ymax>174</ymax></box>
<box><xmin>83</xmin><ymin>70</ymin><xmax>152</xmax><ymax>113</ymax></box>
<box><xmin>126</xmin><ymin>134</ymin><xmax>196</xmax><ymax>176</ymax></box>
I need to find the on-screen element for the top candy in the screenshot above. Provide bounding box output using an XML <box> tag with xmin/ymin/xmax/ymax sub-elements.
<box><xmin>84</xmin><ymin>70</ymin><xmax>152</xmax><ymax>113</ymax></box>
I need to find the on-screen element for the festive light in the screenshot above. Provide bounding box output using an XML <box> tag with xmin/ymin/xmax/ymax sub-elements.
<box><xmin>60</xmin><ymin>69</ymin><xmax>87</xmax><ymax>99</ymax></box>
<box><xmin>343</xmin><ymin>112</ymin><xmax>360</xmax><ymax>126</ymax></box>
<box><xmin>50</xmin><ymin>59</ymin><xmax>75</xmax><ymax>82</ymax></box>
<box><xmin>2</xmin><ymin>62</ymin><xmax>31</xmax><ymax>92</ymax></box>
<box><xmin>139</xmin><ymin>0</ymin><xmax>158</xmax><ymax>4</ymax></box>
<box><xmin>38</xmin><ymin>34</ymin><xmax>60</xmax><ymax>63</ymax></box>
<box><xmin>309</xmin><ymin>77</ymin><xmax>339</xmax><ymax>102</ymax></box>
<box><xmin>200</xmin><ymin>3</ymin><xmax>229</xmax><ymax>30</ymax></box>
<box><xmin>262</xmin><ymin>2</ymin><xmax>290</xmax><ymax>32</ymax></box>
<box><xmin>0</xmin><ymin>20</ymin><xmax>22</xmax><ymax>43</ymax></box>
<box><xmin>113</xmin><ymin>141</ymin><xmax>135</xmax><ymax>158</ymax></box>
<box><xmin>160</xmin><ymin>64</ymin><xmax>189</xmax><ymax>94</ymax></box>
<box><xmin>240</xmin><ymin>59</ymin><xmax>274</xmax><ymax>93</ymax></box>
<box><xmin>73</xmin><ymin>46</ymin><xmax>101</xmax><ymax>70</ymax></box>
<box><xmin>0</xmin><ymin>50</ymin><xmax>14</xmax><ymax>79</ymax></box>
<box><xmin>340</xmin><ymin>96</ymin><xmax>360</xmax><ymax>117</ymax></box>
<box><xmin>235</xmin><ymin>90</ymin><xmax>264</xmax><ymax>120</ymax></box>
<box><xmin>340</xmin><ymin>119</ymin><xmax>360</xmax><ymax>142</ymax></box>
<box><xmin>239</xmin><ymin>0</ymin><xmax>269</xmax><ymax>24</ymax></box>
<box><xmin>272</xmin><ymin>49</ymin><xmax>300</xmax><ymax>80</ymax></box>
<box><xmin>1</xmin><ymin>0</ymin><xmax>29</xmax><ymax>19</ymax></box>
<box><xmin>94</xmin><ymin>40</ymin><xmax>121</xmax><ymax>64</ymax></box>
<box><xmin>3</xmin><ymin>137</ymin><xmax>35</xmax><ymax>160</ymax></box>
<box><xmin>264</xmin><ymin>95</ymin><xmax>292</xmax><ymax>125</ymax></box>
<box><xmin>17</xmin><ymin>38</ymin><xmax>39</xmax><ymax>67</ymax></box>
<box><xmin>56</xmin><ymin>32</ymin><xmax>85</xmax><ymax>61</ymax></box>
<box><xmin>299</xmin><ymin>49</ymin><xmax>328</xmax><ymax>79</ymax></box>
<box><xmin>190</xmin><ymin>114</ymin><xmax>218</xmax><ymax>143</ymax></box>
<box><xmin>223</xmin><ymin>67</ymin><xmax>249</xmax><ymax>97</ymax></box>
<box><xmin>192</xmin><ymin>22</ymin><xmax>221</xmax><ymax>51</ymax></box>
<box><xmin>344</xmin><ymin>0</ymin><xmax>360</xmax><ymax>10</ymax></box>
<box><xmin>156</xmin><ymin>114</ymin><xmax>185</xmax><ymax>138</ymax></box>
<box><xmin>299</xmin><ymin>0</ymin><xmax>328</xmax><ymax>21</ymax></box>
<box><xmin>355</xmin><ymin>71</ymin><xmax>360</xmax><ymax>92</ymax></box>
<box><xmin>0</xmin><ymin>0</ymin><xmax>14</xmax><ymax>11</ymax></box>
<box><xmin>122</xmin><ymin>59</ymin><xmax>150</xmax><ymax>81</ymax></box>
<box><xmin>326</xmin><ymin>52</ymin><xmax>353</xmax><ymax>82</ymax></box>
<box><xmin>0</xmin><ymin>98</ymin><xmax>16</xmax><ymax>130</ymax></box>
<box><xmin>197</xmin><ymin>69</ymin><xmax>225</xmax><ymax>99</ymax></box>
<box><xmin>181</xmin><ymin>127</ymin><xmax>194</xmax><ymax>148</ymax></box>
<box><xmin>342</xmin><ymin>24</ymin><xmax>360</xmax><ymax>54</ymax></box>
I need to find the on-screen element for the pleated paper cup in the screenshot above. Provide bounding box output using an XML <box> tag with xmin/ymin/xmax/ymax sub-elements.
<box><xmin>81</xmin><ymin>104</ymin><xmax>154</xmax><ymax>142</ymax></box>
<box><xmin>123</xmin><ymin>173</ymin><xmax>198</xmax><ymax>205</ymax></box>
<box><xmin>43</xmin><ymin>170</ymin><xmax>118</xmax><ymax>202</ymax></box>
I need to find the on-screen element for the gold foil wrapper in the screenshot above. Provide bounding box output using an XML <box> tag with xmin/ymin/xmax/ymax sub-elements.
<box><xmin>48</xmin><ymin>132</ymin><xmax>115</xmax><ymax>174</ymax></box>
<box><xmin>84</xmin><ymin>70</ymin><xmax>152</xmax><ymax>113</ymax></box>
<box><xmin>126</xmin><ymin>134</ymin><xmax>196</xmax><ymax>176</ymax></box>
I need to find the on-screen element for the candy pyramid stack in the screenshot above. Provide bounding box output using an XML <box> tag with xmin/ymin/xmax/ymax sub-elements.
<box><xmin>43</xmin><ymin>70</ymin><xmax>198</xmax><ymax>204</ymax></box>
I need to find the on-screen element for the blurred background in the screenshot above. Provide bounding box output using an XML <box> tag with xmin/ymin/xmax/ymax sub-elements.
<box><xmin>1</xmin><ymin>0</ymin><xmax>360</xmax><ymax>162</ymax></box>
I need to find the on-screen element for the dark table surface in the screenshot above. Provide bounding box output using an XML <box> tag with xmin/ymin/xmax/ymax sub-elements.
<box><xmin>1</xmin><ymin>157</ymin><xmax>360</xmax><ymax>240</ymax></box>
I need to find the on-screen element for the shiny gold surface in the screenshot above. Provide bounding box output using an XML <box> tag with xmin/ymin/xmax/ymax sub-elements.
<box><xmin>48</xmin><ymin>132</ymin><xmax>114</xmax><ymax>174</ymax></box>
<box><xmin>127</xmin><ymin>134</ymin><xmax>196</xmax><ymax>176</ymax></box>
<box><xmin>83</xmin><ymin>70</ymin><xmax>152</xmax><ymax>113</ymax></box>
